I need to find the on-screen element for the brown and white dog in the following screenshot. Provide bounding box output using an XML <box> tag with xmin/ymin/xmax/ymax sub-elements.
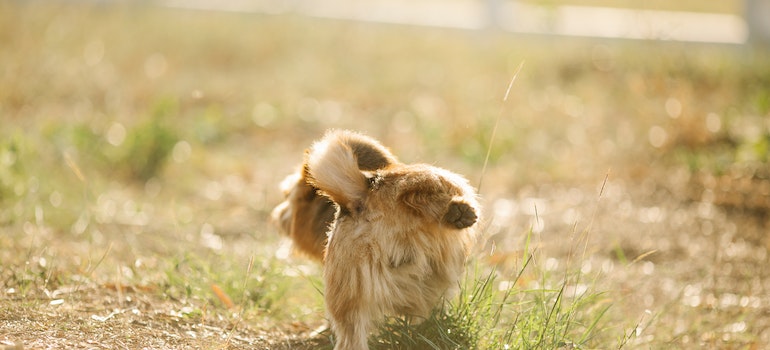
<box><xmin>272</xmin><ymin>130</ymin><xmax>480</xmax><ymax>350</ymax></box>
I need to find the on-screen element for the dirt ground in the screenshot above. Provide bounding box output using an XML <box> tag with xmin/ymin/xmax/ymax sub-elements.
<box><xmin>2</xmin><ymin>171</ymin><xmax>768</xmax><ymax>349</ymax></box>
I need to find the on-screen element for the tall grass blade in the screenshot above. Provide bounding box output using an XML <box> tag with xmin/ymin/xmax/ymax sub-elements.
<box><xmin>478</xmin><ymin>61</ymin><xmax>525</xmax><ymax>193</ymax></box>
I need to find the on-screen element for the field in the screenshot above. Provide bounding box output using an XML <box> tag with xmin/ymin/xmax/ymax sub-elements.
<box><xmin>2</xmin><ymin>2</ymin><xmax>770</xmax><ymax>349</ymax></box>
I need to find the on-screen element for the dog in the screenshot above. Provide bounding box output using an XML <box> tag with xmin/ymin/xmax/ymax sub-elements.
<box><xmin>274</xmin><ymin>130</ymin><xmax>480</xmax><ymax>350</ymax></box>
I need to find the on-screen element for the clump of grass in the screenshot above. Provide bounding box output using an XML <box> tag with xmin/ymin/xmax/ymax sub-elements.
<box><xmin>163</xmin><ymin>253</ymin><xmax>275</xmax><ymax>310</ymax></box>
<box><xmin>361</xmin><ymin>227</ymin><xmax>628</xmax><ymax>350</ymax></box>
<box><xmin>369</xmin><ymin>269</ymin><xmax>495</xmax><ymax>350</ymax></box>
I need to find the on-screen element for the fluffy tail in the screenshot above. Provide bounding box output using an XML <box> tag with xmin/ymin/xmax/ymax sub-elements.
<box><xmin>306</xmin><ymin>130</ymin><xmax>371</xmax><ymax>209</ymax></box>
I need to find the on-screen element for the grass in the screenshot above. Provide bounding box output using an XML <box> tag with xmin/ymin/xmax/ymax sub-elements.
<box><xmin>368</xmin><ymin>249</ymin><xmax>607</xmax><ymax>349</ymax></box>
<box><xmin>2</xmin><ymin>1</ymin><xmax>770</xmax><ymax>349</ymax></box>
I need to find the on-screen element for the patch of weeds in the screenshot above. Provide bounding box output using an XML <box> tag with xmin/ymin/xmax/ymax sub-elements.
<box><xmin>0</xmin><ymin>135</ymin><xmax>26</xmax><ymax>210</ymax></box>
<box><xmin>212</xmin><ymin>256</ymin><xmax>300</xmax><ymax>313</ymax></box>
<box><xmin>1</xmin><ymin>252</ymin><xmax>63</xmax><ymax>299</ymax></box>
<box><xmin>68</xmin><ymin>99</ymin><xmax>179</xmax><ymax>182</ymax></box>
<box><xmin>120</xmin><ymin>101</ymin><xmax>179</xmax><ymax>181</ymax></box>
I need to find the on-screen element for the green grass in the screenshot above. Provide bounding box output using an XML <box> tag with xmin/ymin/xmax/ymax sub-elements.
<box><xmin>2</xmin><ymin>1</ymin><xmax>770</xmax><ymax>349</ymax></box>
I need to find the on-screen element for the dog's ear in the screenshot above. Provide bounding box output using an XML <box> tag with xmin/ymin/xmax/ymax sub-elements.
<box><xmin>306</xmin><ymin>130</ymin><xmax>370</xmax><ymax>212</ymax></box>
<box><xmin>442</xmin><ymin>200</ymin><xmax>478</xmax><ymax>229</ymax></box>
<box><xmin>402</xmin><ymin>190</ymin><xmax>477</xmax><ymax>229</ymax></box>
<box><xmin>400</xmin><ymin>189</ymin><xmax>445</xmax><ymax>220</ymax></box>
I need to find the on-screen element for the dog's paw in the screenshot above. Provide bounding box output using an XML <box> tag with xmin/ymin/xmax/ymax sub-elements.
<box><xmin>443</xmin><ymin>201</ymin><xmax>477</xmax><ymax>229</ymax></box>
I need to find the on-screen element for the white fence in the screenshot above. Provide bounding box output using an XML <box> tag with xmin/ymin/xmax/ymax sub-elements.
<box><xmin>164</xmin><ymin>0</ymin><xmax>769</xmax><ymax>45</ymax></box>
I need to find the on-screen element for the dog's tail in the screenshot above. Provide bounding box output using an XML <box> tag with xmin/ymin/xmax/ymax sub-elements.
<box><xmin>307</xmin><ymin>130</ymin><xmax>386</xmax><ymax>210</ymax></box>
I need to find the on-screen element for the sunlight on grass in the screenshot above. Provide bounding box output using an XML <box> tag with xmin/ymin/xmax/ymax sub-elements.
<box><xmin>1</xmin><ymin>1</ymin><xmax>769</xmax><ymax>349</ymax></box>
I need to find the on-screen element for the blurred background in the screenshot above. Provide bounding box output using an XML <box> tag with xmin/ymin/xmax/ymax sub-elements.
<box><xmin>168</xmin><ymin>0</ymin><xmax>759</xmax><ymax>44</ymax></box>
<box><xmin>1</xmin><ymin>0</ymin><xmax>770</xmax><ymax>348</ymax></box>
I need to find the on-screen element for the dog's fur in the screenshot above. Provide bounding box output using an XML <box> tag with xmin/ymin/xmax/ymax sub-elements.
<box><xmin>271</xmin><ymin>132</ymin><xmax>399</xmax><ymax>261</ymax></box>
<box><xmin>271</xmin><ymin>169</ymin><xmax>335</xmax><ymax>261</ymax></box>
<box><xmin>273</xmin><ymin>130</ymin><xmax>480</xmax><ymax>350</ymax></box>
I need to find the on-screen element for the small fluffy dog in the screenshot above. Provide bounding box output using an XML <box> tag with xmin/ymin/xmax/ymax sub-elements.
<box><xmin>273</xmin><ymin>130</ymin><xmax>480</xmax><ymax>350</ymax></box>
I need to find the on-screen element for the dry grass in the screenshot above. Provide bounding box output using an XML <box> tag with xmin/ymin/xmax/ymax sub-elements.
<box><xmin>2</xmin><ymin>1</ymin><xmax>770</xmax><ymax>349</ymax></box>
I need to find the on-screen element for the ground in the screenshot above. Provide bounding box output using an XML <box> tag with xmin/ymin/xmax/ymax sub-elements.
<box><xmin>1</xmin><ymin>2</ymin><xmax>769</xmax><ymax>349</ymax></box>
